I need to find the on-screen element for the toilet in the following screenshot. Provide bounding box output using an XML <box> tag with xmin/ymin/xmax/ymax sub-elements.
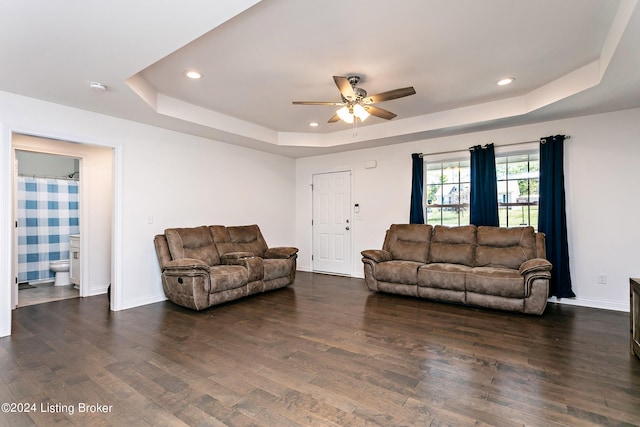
<box><xmin>50</xmin><ymin>260</ymin><xmax>71</xmax><ymax>287</ymax></box>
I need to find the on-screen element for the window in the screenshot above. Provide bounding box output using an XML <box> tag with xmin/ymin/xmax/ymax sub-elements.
<box><xmin>497</xmin><ymin>152</ymin><xmax>539</xmax><ymax>229</ymax></box>
<box><xmin>425</xmin><ymin>151</ymin><xmax>539</xmax><ymax>229</ymax></box>
<box><xmin>425</xmin><ymin>160</ymin><xmax>470</xmax><ymax>226</ymax></box>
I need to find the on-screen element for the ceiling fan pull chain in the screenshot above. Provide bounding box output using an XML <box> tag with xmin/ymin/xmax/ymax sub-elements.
<box><xmin>353</xmin><ymin>114</ymin><xmax>358</xmax><ymax>137</ymax></box>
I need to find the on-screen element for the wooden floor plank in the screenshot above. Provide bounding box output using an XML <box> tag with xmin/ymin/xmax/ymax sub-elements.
<box><xmin>1</xmin><ymin>271</ymin><xmax>639</xmax><ymax>426</ymax></box>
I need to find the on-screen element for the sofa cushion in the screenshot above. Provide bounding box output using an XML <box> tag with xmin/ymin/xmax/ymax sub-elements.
<box><xmin>208</xmin><ymin>265</ymin><xmax>248</xmax><ymax>292</ymax></box>
<box><xmin>376</xmin><ymin>260</ymin><xmax>422</xmax><ymax>285</ymax></box>
<box><xmin>475</xmin><ymin>226</ymin><xmax>536</xmax><ymax>270</ymax></box>
<box><xmin>429</xmin><ymin>225</ymin><xmax>476</xmax><ymax>266</ymax></box>
<box><xmin>382</xmin><ymin>224</ymin><xmax>432</xmax><ymax>263</ymax></box>
<box><xmin>418</xmin><ymin>263</ymin><xmax>470</xmax><ymax>291</ymax></box>
<box><xmin>466</xmin><ymin>266</ymin><xmax>525</xmax><ymax>298</ymax></box>
<box><xmin>165</xmin><ymin>226</ymin><xmax>220</xmax><ymax>266</ymax></box>
<box><xmin>210</xmin><ymin>225</ymin><xmax>264</xmax><ymax>257</ymax></box>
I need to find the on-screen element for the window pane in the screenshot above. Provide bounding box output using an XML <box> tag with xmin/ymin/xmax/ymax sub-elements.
<box><xmin>498</xmin><ymin>206</ymin><xmax>509</xmax><ymax>227</ymax></box>
<box><xmin>426</xmin><ymin>206</ymin><xmax>442</xmax><ymax>224</ymax></box>
<box><xmin>496</xmin><ymin>158</ymin><xmax>507</xmax><ymax>180</ymax></box>
<box><xmin>529</xmin><ymin>178</ymin><xmax>539</xmax><ymax>202</ymax></box>
<box><xmin>459</xmin><ymin>161</ymin><xmax>470</xmax><ymax>181</ymax></box>
<box><xmin>426</xmin><ymin>184</ymin><xmax>442</xmax><ymax>205</ymax></box>
<box><xmin>460</xmin><ymin>183</ymin><xmax>470</xmax><ymax>206</ymax></box>
<box><xmin>426</xmin><ymin>165</ymin><xmax>442</xmax><ymax>185</ymax></box>
<box><xmin>442</xmin><ymin>207</ymin><xmax>461</xmax><ymax>226</ymax></box>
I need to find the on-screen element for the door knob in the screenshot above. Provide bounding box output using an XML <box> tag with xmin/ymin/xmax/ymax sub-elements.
<box><xmin>345</xmin><ymin>226</ymin><xmax>350</xmax><ymax>230</ymax></box>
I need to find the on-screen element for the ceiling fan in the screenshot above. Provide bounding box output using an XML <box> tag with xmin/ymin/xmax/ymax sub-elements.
<box><xmin>292</xmin><ymin>75</ymin><xmax>416</xmax><ymax>124</ymax></box>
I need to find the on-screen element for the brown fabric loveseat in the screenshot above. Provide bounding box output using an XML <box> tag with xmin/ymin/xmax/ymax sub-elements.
<box><xmin>361</xmin><ymin>224</ymin><xmax>552</xmax><ymax>315</ymax></box>
<box><xmin>154</xmin><ymin>224</ymin><xmax>298</xmax><ymax>310</ymax></box>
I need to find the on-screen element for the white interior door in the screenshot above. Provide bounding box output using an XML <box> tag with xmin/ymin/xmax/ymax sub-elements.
<box><xmin>312</xmin><ymin>171</ymin><xmax>352</xmax><ymax>275</ymax></box>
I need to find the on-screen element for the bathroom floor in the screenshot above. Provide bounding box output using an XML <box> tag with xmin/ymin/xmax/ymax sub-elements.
<box><xmin>17</xmin><ymin>282</ymin><xmax>79</xmax><ymax>307</ymax></box>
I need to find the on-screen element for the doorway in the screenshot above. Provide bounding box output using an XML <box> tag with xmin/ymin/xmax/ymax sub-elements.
<box><xmin>11</xmin><ymin>133</ymin><xmax>113</xmax><ymax>309</ymax></box>
<box><xmin>312</xmin><ymin>171</ymin><xmax>353</xmax><ymax>276</ymax></box>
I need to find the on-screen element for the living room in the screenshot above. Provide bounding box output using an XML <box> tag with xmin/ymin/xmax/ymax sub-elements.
<box><xmin>1</xmin><ymin>1</ymin><xmax>640</xmax><ymax>424</ymax></box>
<box><xmin>0</xmin><ymin>0</ymin><xmax>638</xmax><ymax>332</ymax></box>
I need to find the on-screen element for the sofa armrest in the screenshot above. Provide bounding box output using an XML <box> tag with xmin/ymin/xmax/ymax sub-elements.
<box><xmin>520</xmin><ymin>258</ymin><xmax>552</xmax><ymax>299</ymax></box>
<box><xmin>221</xmin><ymin>251</ymin><xmax>255</xmax><ymax>260</ymax></box>
<box><xmin>361</xmin><ymin>249</ymin><xmax>392</xmax><ymax>263</ymax></box>
<box><xmin>163</xmin><ymin>258</ymin><xmax>210</xmax><ymax>272</ymax></box>
<box><xmin>519</xmin><ymin>258</ymin><xmax>552</xmax><ymax>275</ymax></box>
<box><xmin>220</xmin><ymin>253</ymin><xmax>264</xmax><ymax>282</ymax></box>
<box><xmin>264</xmin><ymin>247</ymin><xmax>299</xmax><ymax>259</ymax></box>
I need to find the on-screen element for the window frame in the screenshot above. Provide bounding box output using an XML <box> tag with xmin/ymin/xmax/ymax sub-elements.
<box><xmin>424</xmin><ymin>158</ymin><xmax>470</xmax><ymax>227</ymax></box>
<box><xmin>496</xmin><ymin>151</ymin><xmax>540</xmax><ymax>229</ymax></box>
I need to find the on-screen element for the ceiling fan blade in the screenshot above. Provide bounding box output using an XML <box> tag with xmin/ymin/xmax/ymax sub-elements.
<box><xmin>363</xmin><ymin>87</ymin><xmax>416</xmax><ymax>104</ymax></box>
<box><xmin>292</xmin><ymin>101</ymin><xmax>344</xmax><ymax>106</ymax></box>
<box><xmin>333</xmin><ymin>76</ymin><xmax>356</xmax><ymax>101</ymax></box>
<box><xmin>364</xmin><ymin>105</ymin><xmax>397</xmax><ymax>120</ymax></box>
<box><xmin>328</xmin><ymin>113</ymin><xmax>341</xmax><ymax>123</ymax></box>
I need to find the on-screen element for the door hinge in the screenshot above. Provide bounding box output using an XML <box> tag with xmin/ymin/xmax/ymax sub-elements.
<box><xmin>15</xmin><ymin>221</ymin><xmax>18</xmax><ymax>228</ymax></box>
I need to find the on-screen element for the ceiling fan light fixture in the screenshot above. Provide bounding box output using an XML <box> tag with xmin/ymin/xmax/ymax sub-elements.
<box><xmin>353</xmin><ymin>104</ymin><xmax>370</xmax><ymax>121</ymax></box>
<box><xmin>337</xmin><ymin>106</ymin><xmax>354</xmax><ymax>123</ymax></box>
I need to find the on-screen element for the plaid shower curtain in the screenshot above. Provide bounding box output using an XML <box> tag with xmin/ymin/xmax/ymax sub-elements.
<box><xmin>17</xmin><ymin>177</ymin><xmax>79</xmax><ymax>283</ymax></box>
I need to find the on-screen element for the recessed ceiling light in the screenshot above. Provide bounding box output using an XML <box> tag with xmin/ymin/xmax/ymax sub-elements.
<box><xmin>185</xmin><ymin>70</ymin><xmax>202</xmax><ymax>79</ymax></box>
<box><xmin>309</xmin><ymin>122</ymin><xmax>319</xmax><ymax>127</ymax></box>
<box><xmin>89</xmin><ymin>81</ymin><xmax>107</xmax><ymax>91</ymax></box>
<box><xmin>497</xmin><ymin>77</ymin><xmax>515</xmax><ymax>86</ymax></box>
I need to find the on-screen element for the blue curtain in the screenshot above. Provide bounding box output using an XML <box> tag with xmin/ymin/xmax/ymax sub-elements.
<box><xmin>538</xmin><ymin>135</ymin><xmax>575</xmax><ymax>298</ymax></box>
<box><xmin>469</xmin><ymin>144</ymin><xmax>499</xmax><ymax>226</ymax></box>
<box><xmin>410</xmin><ymin>153</ymin><xmax>424</xmax><ymax>224</ymax></box>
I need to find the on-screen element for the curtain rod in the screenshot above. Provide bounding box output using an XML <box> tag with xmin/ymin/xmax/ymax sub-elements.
<box><xmin>416</xmin><ymin>135</ymin><xmax>570</xmax><ymax>157</ymax></box>
<box><xmin>18</xmin><ymin>173</ymin><xmax>79</xmax><ymax>181</ymax></box>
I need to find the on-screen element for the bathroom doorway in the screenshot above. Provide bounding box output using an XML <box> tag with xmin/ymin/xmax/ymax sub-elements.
<box><xmin>11</xmin><ymin>133</ymin><xmax>113</xmax><ymax>309</ymax></box>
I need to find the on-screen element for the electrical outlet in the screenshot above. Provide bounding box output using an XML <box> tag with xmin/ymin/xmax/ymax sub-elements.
<box><xmin>597</xmin><ymin>274</ymin><xmax>607</xmax><ymax>284</ymax></box>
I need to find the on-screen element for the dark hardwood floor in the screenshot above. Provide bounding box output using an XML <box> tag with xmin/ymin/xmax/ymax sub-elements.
<box><xmin>1</xmin><ymin>271</ymin><xmax>639</xmax><ymax>426</ymax></box>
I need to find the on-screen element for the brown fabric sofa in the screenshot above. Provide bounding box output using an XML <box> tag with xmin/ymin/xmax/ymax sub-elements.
<box><xmin>154</xmin><ymin>224</ymin><xmax>298</xmax><ymax>310</ymax></box>
<box><xmin>361</xmin><ymin>224</ymin><xmax>552</xmax><ymax>315</ymax></box>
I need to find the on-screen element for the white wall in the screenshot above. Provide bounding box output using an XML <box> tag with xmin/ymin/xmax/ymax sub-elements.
<box><xmin>295</xmin><ymin>108</ymin><xmax>640</xmax><ymax>311</ymax></box>
<box><xmin>0</xmin><ymin>90</ymin><xmax>296</xmax><ymax>336</ymax></box>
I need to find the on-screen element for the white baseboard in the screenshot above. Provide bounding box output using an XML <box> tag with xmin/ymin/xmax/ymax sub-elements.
<box><xmin>85</xmin><ymin>285</ymin><xmax>109</xmax><ymax>297</ymax></box>
<box><xmin>548</xmin><ymin>296</ymin><xmax>629</xmax><ymax>312</ymax></box>
<box><xmin>118</xmin><ymin>293</ymin><xmax>167</xmax><ymax>311</ymax></box>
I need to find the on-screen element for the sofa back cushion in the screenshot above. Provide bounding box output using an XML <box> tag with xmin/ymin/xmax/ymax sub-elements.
<box><xmin>211</xmin><ymin>224</ymin><xmax>268</xmax><ymax>257</ymax></box>
<box><xmin>429</xmin><ymin>225</ymin><xmax>476</xmax><ymax>266</ymax></box>
<box><xmin>382</xmin><ymin>224</ymin><xmax>432</xmax><ymax>263</ymax></box>
<box><xmin>475</xmin><ymin>226</ymin><xmax>537</xmax><ymax>269</ymax></box>
<box><xmin>165</xmin><ymin>226</ymin><xmax>220</xmax><ymax>266</ymax></box>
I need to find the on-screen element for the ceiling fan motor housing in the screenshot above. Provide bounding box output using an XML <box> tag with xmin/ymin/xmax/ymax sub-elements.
<box><xmin>341</xmin><ymin>87</ymin><xmax>367</xmax><ymax>104</ymax></box>
<box><xmin>347</xmin><ymin>75</ymin><xmax>361</xmax><ymax>86</ymax></box>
